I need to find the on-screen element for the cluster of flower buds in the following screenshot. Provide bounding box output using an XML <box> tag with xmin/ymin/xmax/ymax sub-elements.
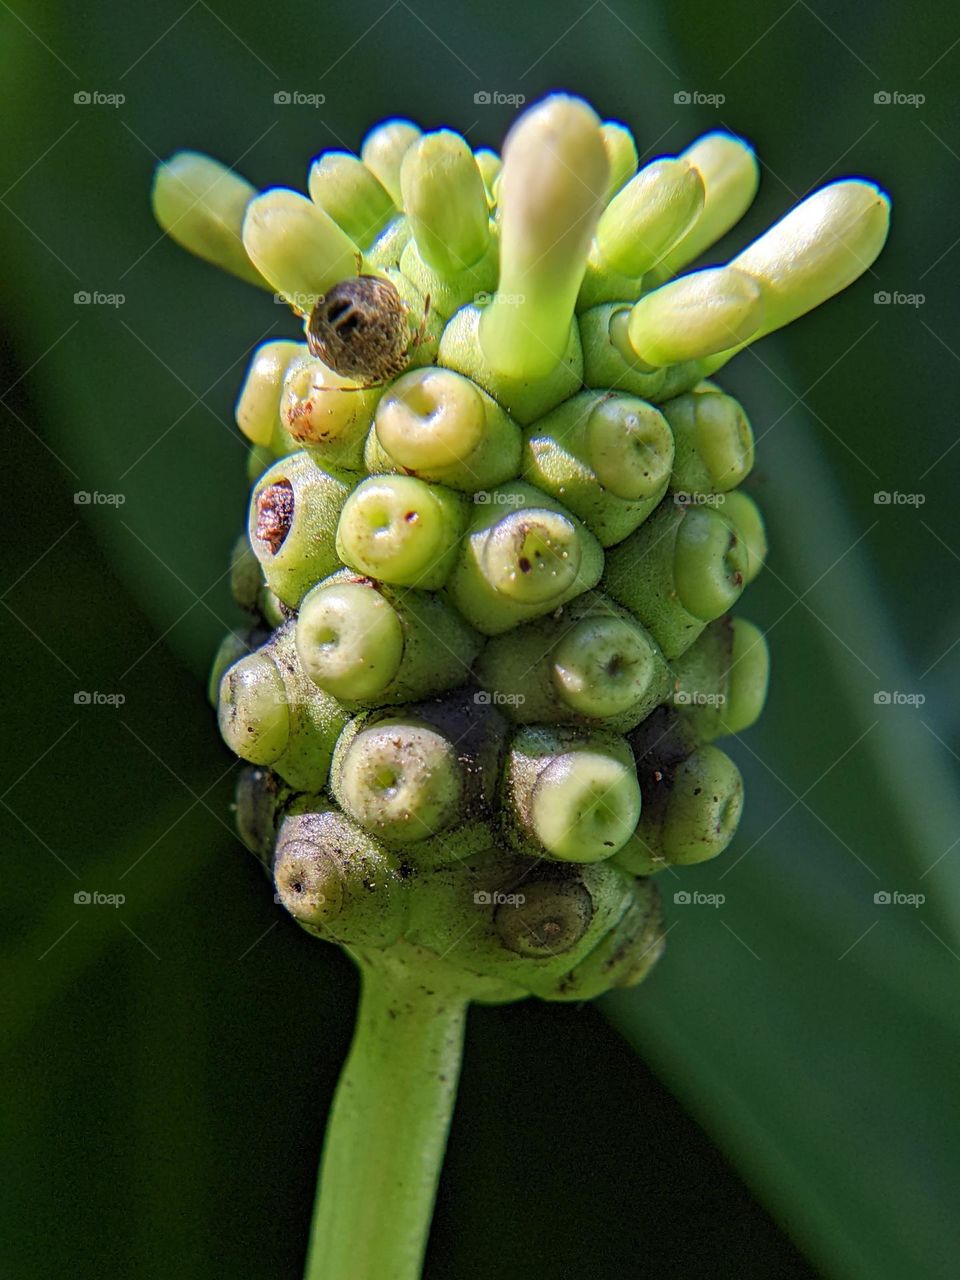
<box><xmin>156</xmin><ymin>94</ymin><xmax>889</xmax><ymax>1003</ymax></box>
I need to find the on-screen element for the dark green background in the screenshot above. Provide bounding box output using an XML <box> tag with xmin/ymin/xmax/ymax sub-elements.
<box><xmin>3</xmin><ymin>1</ymin><xmax>958</xmax><ymax>1276</ymax></box>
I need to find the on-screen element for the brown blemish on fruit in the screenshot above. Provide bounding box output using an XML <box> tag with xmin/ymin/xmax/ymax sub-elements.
<box><xmin>256</xmin><ymin>481</ymin><xmax>294</xmax><ymax>555</ymax></box>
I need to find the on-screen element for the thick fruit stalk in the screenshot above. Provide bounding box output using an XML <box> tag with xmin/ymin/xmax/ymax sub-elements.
<box><xmin>154</xmin><ymin>90</ymin><xmax>890</xmax><ymax>1280</ymax></box>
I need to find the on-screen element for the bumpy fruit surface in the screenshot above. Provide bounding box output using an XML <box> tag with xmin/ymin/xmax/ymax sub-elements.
<box><xmin>156</xmin><ymin>95</ymin><xmax>889</xmax><ymax>1004</ymax></box>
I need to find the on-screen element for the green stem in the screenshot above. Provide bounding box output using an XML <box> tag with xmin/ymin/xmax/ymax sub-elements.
<box><xmin>304</xmin><ymin>957</ymin><xmax>468</xmax><ymax>1280</ymax></box>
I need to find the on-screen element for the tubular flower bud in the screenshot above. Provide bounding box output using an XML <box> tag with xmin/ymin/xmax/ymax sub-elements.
<box><xmin>308</xmin><ymin>151</ymin><xmax>396</xmax><ymax>247</ymax></box>
<box><xmin>400</xmin><ymin>131</ymin><xmax>491</xmax><ymax>278</ymax></box>
<box><xmin>600</xmin><ymin>121</ymin><xmax>639</xmax><ymax>199</ymax></box>
<box><xmin>625</xmin><ymin>266</ymin><xmax>765</xmax><ymax>369</ymax></box>
<box><xmin>478</xmin><ymin>95</ymin><xmax>610</xmax><ymax>379</ymax></box>
<box><xmin>156</xmin><ymin>95</ymin><xmax>891</xmax><ymax>1273</ymax></box>
<box><xmin>360</xmin><ymin>118</ymin><xmax>422</xmax><ymax>206</ymax></box>
<box><xmin>647</xmin><ymin>132</ymin><xmax>760</xmax><ymax>284</ymax></box>
<box><xmin>151</xmin><ymin>151</ymin><xmax>268</xmax><ymax>288</ymax></box>
<box><xmin>242</xmin><ymin>188</ymin><xmax>361</xmax><ymax>313</ymax></box>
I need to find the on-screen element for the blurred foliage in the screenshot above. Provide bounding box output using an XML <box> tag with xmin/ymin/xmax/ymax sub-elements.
<box><xmin>2</xmin><ymin>0</ymin><xmax>958</xmax><ymax>1277</ymax></box>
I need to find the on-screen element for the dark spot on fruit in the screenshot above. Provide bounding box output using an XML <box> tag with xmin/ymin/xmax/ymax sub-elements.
<box><xmin>256</xmin><ymin>480</ymin><xmax>294</xmax><ymax>555</ymax></box>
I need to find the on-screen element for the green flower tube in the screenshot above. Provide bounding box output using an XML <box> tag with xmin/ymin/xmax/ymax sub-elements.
<box><xmin>646</xmin><ymin>132</ymin><xmax>760</xmax><ymax>285</ymax></box>
<box><xmin>664</xmin><ymin>387</ymin><xmax>755</xmax><ymax>495</ymax></box>
<box><xmin>477</xmin><ymin>95</ymin><xmax>609</xmax><ymax>379</ymax></box>
<box><xmin>600</xmin><ymin>121</ymin><xmax>639</xmax><ymax>198</ymax></box>
<box><xmin>400</xmin><ymin>130</ymin><xmax>490</xmax><ymax>278</ymax></box>
<box><xmin>625</xmin><ymin>266</ymin><xmax>765</xmax><ymax>369</ymax></box>
<box><xmin>242</xmin><ymin>188</ymin><xmax>361</xmax><ymax>313</ymax></box>
<box><xmin>360</xmin><ymin>118</ymin><xmax>422</xmax><ymax>206</ymax></box>
<box><xmin>367</xmin><ymin>366</ymin><xmax>521</xmax><ymax>491</ymax></box>
<box><xmin>335</xmin><ymin>474</ymin><xmax>467</xmax><ymax>589</ymax></box>
<box><xmin>279</xmin><ymin>355</ymin><xmax>382</xmax><ymax>470</ymax></box>
<box><xmin>473</xmin><ymin>148</ymin><xmax>501</xmax><ymax>201</ymax></box>
<box><xmin>217</xmin><ymin>650</ymin><xmax>291</xmax><ymax>765</ymax></box>
<box><xmin>235</xmin><ymin>339</ymin><xmax>305</xmax><ymax>448</ymax></box>
<box><xmin>594</xmin><ymin>158</ymin><xmax>704</xmax><ymax>280</ymax></box>
<box><xmin>296</xmin><ymin>571</ymin><xmax>481</xmax><ymax>706</ymax></box>
<box><xmin>229</xmin><ymin>534</ymin><xmax>264</xmax><ymax>614</ymax></box>
<box><xmin>445</xmin><ymin>482</ymin><xmax>604</xmax><ymax>634</ymax></box>
<box><xmin>671</xmin><ymin>615</ymin><xmax>770</xmax><ymax>739</ymax></box>
<box><xmin>151</xmin><ymin>151</ymin><xmax>268</xmax><ymax>288</ymax></box>
<box><xmin>604</xmin><ymin>498</ymin><xmax>748</xmax><ymax>657</ymax></box>
<box><xmin>522</xmin><ymin>390</ymin><xmax>675</xmax><ymax>545</ymax></box>
<box><xmin>729</xmin><ymin>179</ymin><xmax>892</xmax><ymax>341</ymax></box>
<box><xmin>308</xmin><ymin>151</ymin><xmax>396</xmax><ymax>248</ymax></box>
<box><xmin>363</xmin><ymin>214</ymin><xmax>412</xmax><ymax>271</ymax></box>
<box><xmin>437</xmin><ymin>301</ymin><xmax>584</xmax><ymax>425</ymax></box>
<box><xmin>273</xmin><ymin>806</ymin><xmax>410</xmax><ymax>946</ymax></box>
<box><xmin>500</xmin><ymin>725</ymin><xmax>642</xmax><ymax>862</ymax></box>
<box><xmin>579</xmin><ymin>304</ymin><xmax>669</xmax><ymax>400</ymax></box>
<box><xmin>248</xmin><ymin>453</ymin><xmax>352</xmax><ymax>608</ymax></box>
<box><xmin>720</xmin><ymin>489</ymin><xmax>767</xmax><ymax>583</ymax></box>
<box><xmin>475</xmin><ymin>592</ymin><xmax>671</xmax><ymax>731</ymax></box>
